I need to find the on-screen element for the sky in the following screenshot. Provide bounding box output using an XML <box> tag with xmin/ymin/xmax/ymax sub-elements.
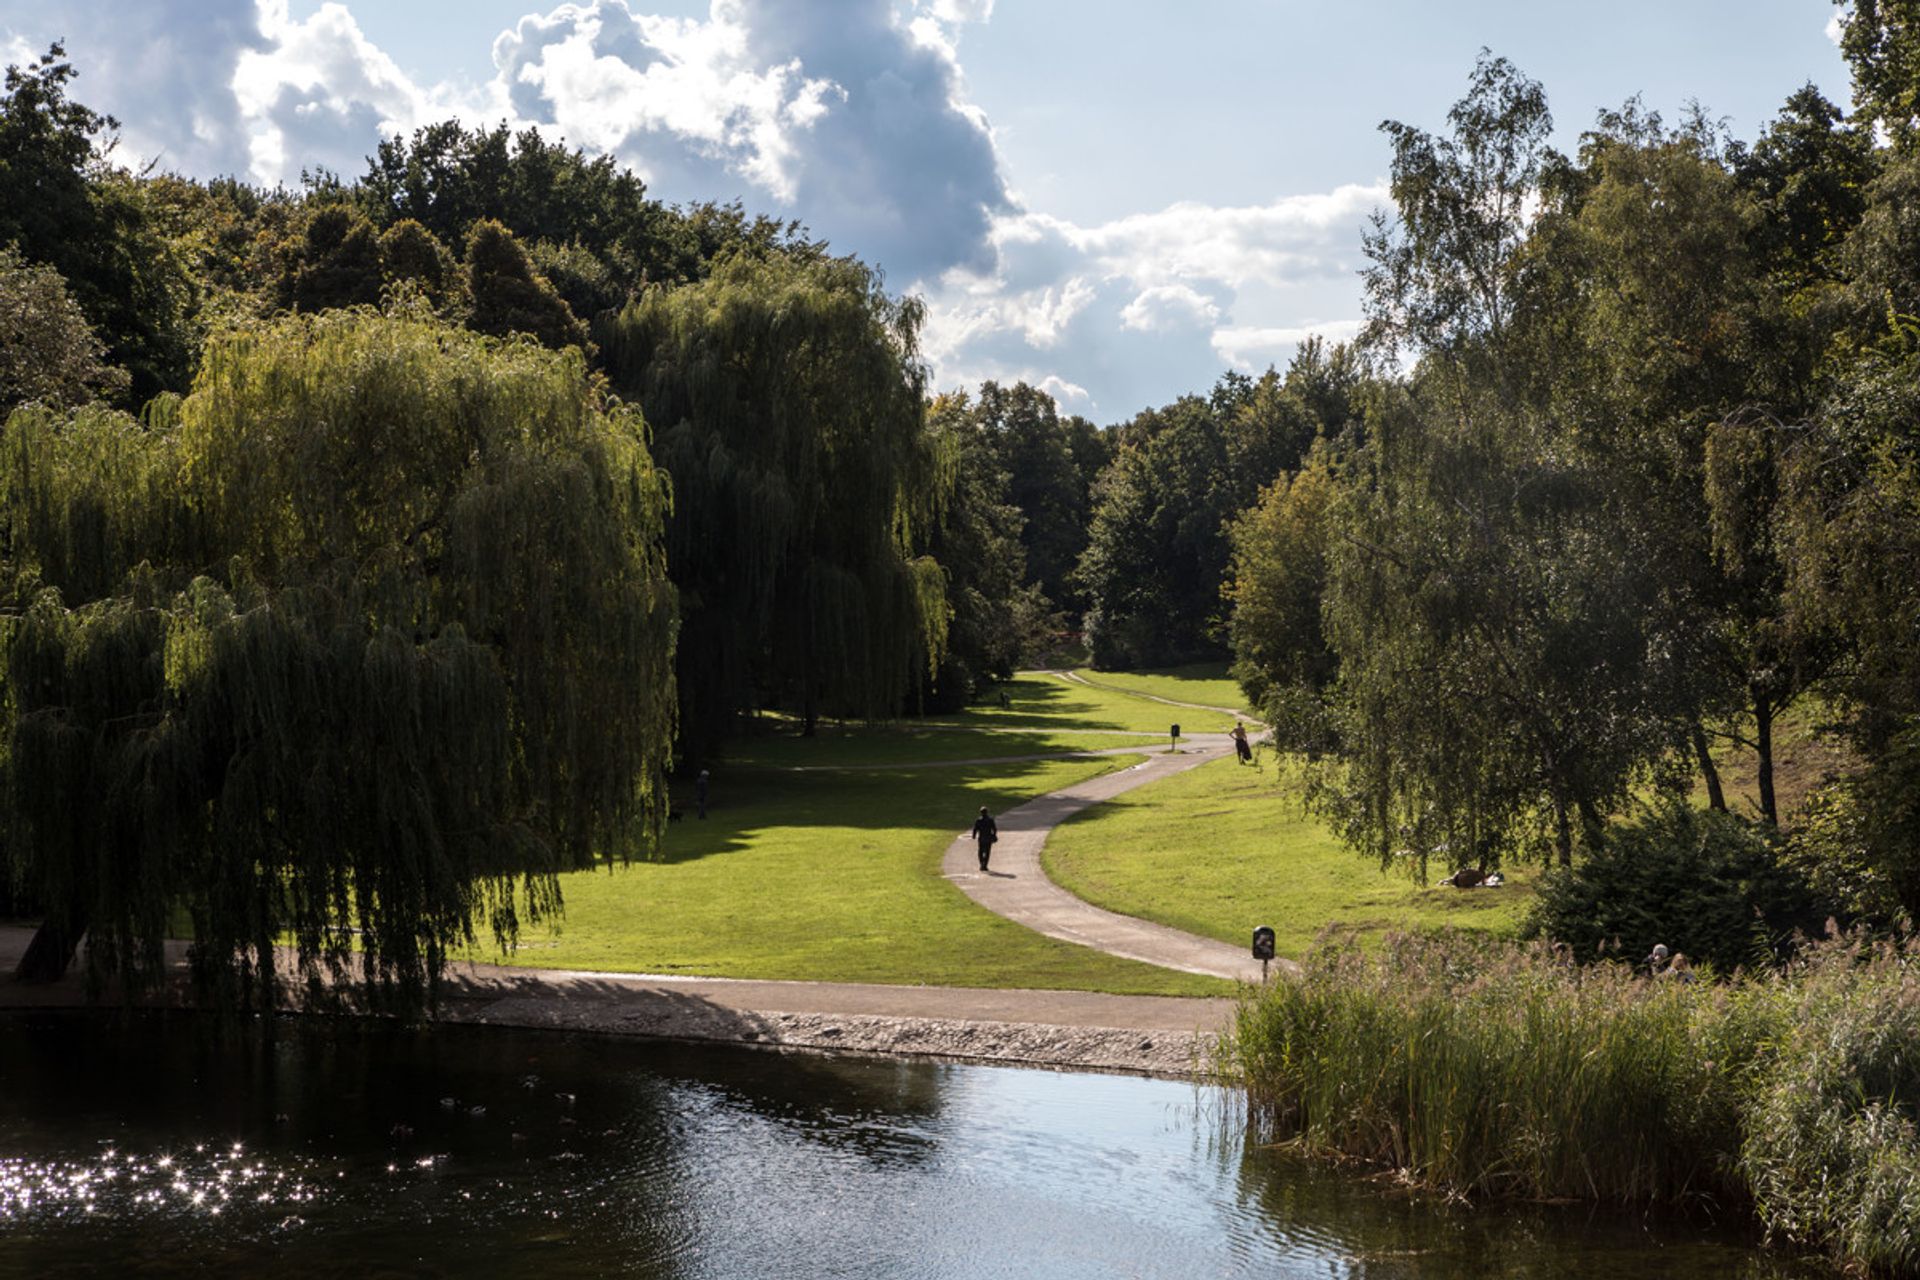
<box><xmin>0</xmin><ymin>1</ymin><xmax>1855</xmax><ymax>421</ymax></box>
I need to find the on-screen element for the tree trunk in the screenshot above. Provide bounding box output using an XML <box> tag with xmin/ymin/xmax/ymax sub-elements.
<box><xmin>801</xmin><ymin>574</ymin><xmax>818</xmax><ymax>738</ymax></box>
<box><xmin>1552</xmin><ymin>793</ymin><xmax>1573</xmax><ymax>868</ymax></box>
<box><xmin>1575</xmin><ymin>795</ymin><xmax>1606</xmax><ymax>853</ymax></box>
<box><xmin>14</xmin><ymin>906</ymin><xmax>86</xmax><ymax>984</ymax></box>
<box><xmin>1693</xmin><ymin>724</ymin><xmax>1727</xmax><ymax>812</ymax></box>
<box><xmin>1754</xmin><ymin>689</ymin><xmax>1778</xmax><ymax>825</ymax></box>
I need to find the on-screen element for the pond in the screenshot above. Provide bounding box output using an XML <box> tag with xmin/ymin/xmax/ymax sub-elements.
<box><xmin>0</xmin><ymin>1011</ymin><xmax>1819</xmax><ymax>1278</ymax></box>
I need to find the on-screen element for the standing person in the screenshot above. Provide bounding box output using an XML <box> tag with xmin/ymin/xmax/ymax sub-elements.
<box><xmin>971</xmin><ymin>806</ymin><xmax>998</xmax><ymax>872</ymax></box>
<box><xmin>1231</xmin><ymin>722</ymin><xmax>1253</xmax><ymax>765</ymax></box>
<box><xmin>695</xmin><ymin>769</ymin><xmax>710</xmax><ymax>819</ymax></box>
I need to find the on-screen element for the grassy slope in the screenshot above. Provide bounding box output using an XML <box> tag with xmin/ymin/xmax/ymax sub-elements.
<box><xmin>1068</xmin><ymin>662</ymin><xmax>1255</xmax><ymax>716</ymax></box>
<box><xmin>721</xmin><ymin>724</ymin><xmax>1159</xmax><ymax>769</ymax></box>
<box><xmin>931</xmin><ymin>670</ymin><xmax>1239</xmax><ymax>734</ymax></box>
<box><xmin>493</xmin><ymin>752</ymin><xmax>1231</xmax><ymax>996</ymax></box>
<box><xmin>1044</xmin><ymin>755</ymin><xmax>1534</xmax><ymax>959</ymax></box>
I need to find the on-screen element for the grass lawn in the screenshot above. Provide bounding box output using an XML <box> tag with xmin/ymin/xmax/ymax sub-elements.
<box><xmin>1043</xmin><ymin>755</ymin><xmax>1536</xmax><ymax>959</ymax></box>
<box><xmin>487</xmin><ymin>753</ymin><xmax>1233</xmax><ymax>996</ymax></box>
<box><xmin>1067</xmin><ymin>663</ymin><xmax>1255</xmax><ymax>717</ymax></box>
<box><xmin>923</xmin><ymin>671</ymin><xmax>1238</xmax><ymax>735</ymax></box>
<box><xmin>721</xmin><ymin>723</ymin><xmax>1160</xmax><ymax>769</ymax></box>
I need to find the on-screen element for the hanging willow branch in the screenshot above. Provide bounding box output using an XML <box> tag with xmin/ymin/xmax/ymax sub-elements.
<box><xmin>0</xmin><ymin>306</ymin><xmax>677</xmax><ymax>1012</ymax></box>
<box><xmin>601</xmin><ymin>253</ymin><xmax>945</xmax><ymax>754</ymax></box>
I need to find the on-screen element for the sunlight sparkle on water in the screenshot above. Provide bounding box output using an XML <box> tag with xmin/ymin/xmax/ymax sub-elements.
<box><xmin>0</xmin><ymin>1144</ymin><xmax>327</xmax><ymax>1224</ymax></box>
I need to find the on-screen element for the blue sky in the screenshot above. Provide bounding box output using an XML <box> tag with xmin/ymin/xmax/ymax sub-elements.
<box><xmin>0</xmin><ymin>1</ymin><xmax>1852</xmax><ymax>419</ymax></box>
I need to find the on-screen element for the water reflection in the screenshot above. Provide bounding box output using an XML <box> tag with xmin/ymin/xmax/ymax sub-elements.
<box><xmin>0</xmin><ymin>1012</ymin><xmax>1821</xmax><ymax>1278</ymax></box>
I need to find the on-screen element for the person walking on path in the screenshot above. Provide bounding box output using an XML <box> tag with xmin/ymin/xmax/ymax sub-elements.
<box><xmin>1231</xmin><ymin>722</ymin><xmax>1252</xmax><ymax>765</ymax></box>
<box><xmin>971</xmin><ymin>806</ymin><xmax>999</xmax><ymax>872</ymax></box>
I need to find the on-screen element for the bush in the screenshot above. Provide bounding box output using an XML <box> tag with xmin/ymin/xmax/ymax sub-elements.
<box><xmin>1739</xmin><ymin>940</ymin><xmax>1920</xmax><ymax>1275</ymax></box>
<box><xmin>1525</xmin><ymin>800</ymin><xmax>1826</xmax><ymax>971</ymax></box>
<box><xmin>1221</xmin><ymin>930</ymin><xmax>1920</xmax><ymax>1275</ymax></box>
<box><xmin>1227</xmin><ymin>932</ymin><xmax>1754</xmax><ymax>1204</ymax></box>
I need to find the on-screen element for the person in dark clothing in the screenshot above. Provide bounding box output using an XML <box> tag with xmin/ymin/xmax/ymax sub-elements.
<box><xmin>1231</xmin><ymin>722</ymin><xmax>1253</xmax><ymax>764</ymax></box>
<box><xmin>971</xmin><ymin>806</ymin><xmax>998</xmax><ymax>872</ymax></box>
<box><xmin>695</xmin><ymin>769</ymin><xmax>710</xmax><ymax>819</ymax></box>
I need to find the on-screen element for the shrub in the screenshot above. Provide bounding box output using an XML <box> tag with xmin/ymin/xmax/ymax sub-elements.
<box><xmin>1222</xmin><ymin>930</ymin><xmax>1920</xmax><ymax>1275</ymax></box>
<box><xmin>1525</xmin><ymin>800</ymin><xmax>1826</xmax><ymax>971</ymax></box>
<box><xmin>1739</xmin><ymin>940</ymin><xmax>1920</xmax><ymax>1274</ymax></box>
<box><xmin>1227</xmin><ymin>932</ymin><xmax>1758</xmax><ymax>1204</ymax></box>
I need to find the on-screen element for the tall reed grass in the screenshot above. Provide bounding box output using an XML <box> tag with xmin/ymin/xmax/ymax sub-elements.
<box><xmin>1220</xmin><ymin>930</ymin><xmax>1920</xmax><ymax>1276</ymax></box>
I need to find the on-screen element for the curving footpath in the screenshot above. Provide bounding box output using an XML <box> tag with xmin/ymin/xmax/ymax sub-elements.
<box><xmin>942</xmin><ymin>733</ymin><xmax>1283</xmax><ymax>984</ymax></box>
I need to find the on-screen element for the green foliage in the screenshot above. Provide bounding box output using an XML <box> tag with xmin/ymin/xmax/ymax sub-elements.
<box><xmin>1226</xmin><ymin>447</ymin><xmax>1339</xmax><ymax>724</ymax></box>
<box><xmin>1362</xmin><ymin>51</ymin><xmax>1549</xmax><ymax>361</ymax></box>
<box><xmin>1082</xmin><ymin>364</ymin><xmax>1332</xmax><ymax>670</ymax></box>
<box><xmin>0</xmin><ymin>308</ymin><xmax>677</xmax><ymax>1010</ymax></box>
<box><xmin>1832</xmin><ymin>0</ymin><xmax>1920</xmax><ymax>150</ymax></box>
<box><xmin>1740</xmin><ymin>938</ymin><xmax>1920</xmax><ymax>1274</ymax></box>
<box><xmin>291</xmin><ymin>205</ymin><xmax>385</xmax><ymax>312</ymax></box>
<box><xmin>955</xmin><ymin>382</ymin><xmax>1101</xmax><ymax>613</ymax></box>
<box><xmin>0</xmin><ymin>45</ymin><xmax>194</xmax><ymax>403</ymax></box>
<box><xmin>463</xmin><ymin>219</ymin><xmax>589</xmax><ymax>351</ymax></box>
<box><xmin>921</xmin><ymin>392</ymin><xmax>1037</xmax><ymax>709</ymax></box>
<box><xmin>1732</xmin><ymin>85</ymin><xmax>1875</xmax><ymax>290</ymax></box>
<box><xmin>358</xmin><ymin>122</ymin><xmax>658</xmax><ymax>264</ymax></box>
<box><xmin>604</xmin><ymin>253</ymin><xmax>945</xmax><ymax>756</ymax></box>
<box><xmin>1846</xmin><ymin>153</ymin><xmax>1920</xmax><ymax>319</ymax></box>
<box><xmin>1526</xmin><ymin>800</ymin><xmax>1825</xmax><ymax>971</ymax></box>
<box><xmin>1226</xmin><ymin>929</ymin><xmax>1920</xmax><ymax>1272</ymax></box>
<box><xmin>528</xmin><ymin>238</ymin><xmax>632</xmax><ymax>324</ymax></box>
<box><xmin>1226</xmin><ymin>932</ymin><xmax>1753</xmax><ymax>1204</ymax></box>
<box><xmin>0</xmin><ymin>247</ymin><xmax>129</xmax><ymax>414</ymax></box>
<box><xmin>377</xmin><ymin>218</ymin><xmax>456</xmax><ymax>309</ymax></box>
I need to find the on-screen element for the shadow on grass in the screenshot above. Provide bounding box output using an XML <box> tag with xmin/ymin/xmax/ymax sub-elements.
<box><xmin>637</xmin><ymin>753</ymin><xmax>1140</xmax><ymax>868</ymax></box>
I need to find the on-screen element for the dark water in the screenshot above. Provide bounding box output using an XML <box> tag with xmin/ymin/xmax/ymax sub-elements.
<box><xmin>0</xmin><ymin>1012</ymin><xmax>1817</xmax><ymax>1278</ymax></box>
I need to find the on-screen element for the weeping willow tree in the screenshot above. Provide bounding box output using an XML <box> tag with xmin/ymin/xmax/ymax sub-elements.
<box><xmin>0</xmin><ymin>306</ymin><xmax>677</xmax><ymax>1010</ymax></box>
<box><xmin>602</xmin><ymin>253</ymin><xmax>946</xmax><ymax>757</ymax></box>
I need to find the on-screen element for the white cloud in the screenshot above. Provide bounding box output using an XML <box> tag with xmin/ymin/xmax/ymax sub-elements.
<box><xmin>1211</xmin><ymin>319</ymin><xmax>1365</xmax><ymax>368</ymax></box>
<box><xmin>1826</xmin><ymin>10</ymin><xmax>1846</xmax><ymax>45</ymax></box>
<box><xmin>921</xmin><ymin>186</ymin><xmax>1382</xmax><ymax>416</ymax></box>
<box><xmin>1119</xmin><ymin>283</ymin><xmax>1221</xmax><ymax>332</ymax></box>
<box><xmin>1038</xmin><ymin>374</ymin><xmax>1088</xmax><ymax>404</ymax></box>
<box><xmin>0</xmin><ymin>1</ymin><xmax>1377</xmax><ymax>416</ymax></box>
<box><xmin>233</xmin><ymin>0</ymin><xmax>461</xmax><ymax>183</ymax></box>
<box><xmin>492</xmin><ymin>0</ymin><xmax>1013</xmax><ymax>280</ymax></box>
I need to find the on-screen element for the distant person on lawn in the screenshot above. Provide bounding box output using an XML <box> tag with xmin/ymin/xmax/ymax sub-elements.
<box><xmin>972</xmin><ymin>806</ymin><xmax>999</xmax><ymax>872</ymax></box>
<box><xmin>1231</xmin><ymin>722</ymin><xmax>1253</xmax><ymax>764</ymax></box>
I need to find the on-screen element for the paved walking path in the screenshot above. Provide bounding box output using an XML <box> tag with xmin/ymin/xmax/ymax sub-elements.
<box><xmin>943</xmin><ymin>735</ymin><xmax>1282</xmax><ymax>984</ymax></box>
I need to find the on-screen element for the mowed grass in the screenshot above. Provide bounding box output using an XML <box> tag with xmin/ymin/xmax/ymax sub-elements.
<box><xmin>1043</xmin><ymin>755</ymin><xmax>1534</xmax><ymax>959</ymax></box>
<box><xmin>488</xmin><ymin>753</ymin><xmax>1232</xmax><ymax>996</ymax></box>
<box><xmin>925</xmin><ymin>671</ymin><xmax>1238</xmax><ymax>735</ymax></box>
<box><xmin>722</xmin><ymin>723</ymin><xmax>1159</xmax><ymax>769</ymax></box>
<box><xmin>1068</xmin><ymin>662</ymin><xmax>1256</xmax><ymax>717</ymax></box>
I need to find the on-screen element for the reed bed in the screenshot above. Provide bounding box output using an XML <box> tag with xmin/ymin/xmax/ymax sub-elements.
<box><xmin>1220</xmin><ymin>930</ymin><xmax>1920</xmax><ymax>1276</ymax></box>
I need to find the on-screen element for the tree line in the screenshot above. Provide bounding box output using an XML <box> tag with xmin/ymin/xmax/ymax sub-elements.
<box><xmin>6</xmin><ymin>5</ymin><xmax>1920</xmax><ymax>1002</ymax></box>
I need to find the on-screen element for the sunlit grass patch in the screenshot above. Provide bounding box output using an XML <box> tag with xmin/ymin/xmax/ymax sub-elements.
<box><xmin>1044</xmin><ymin>754</ymin><xmax>1533</xmax><ymax>956</ymax></box>
<box><xmin>1068</xmin><ymin>663</ymin><xmax>1255</xmax><ymax>716</ymax></box>
<box><xmin>487</xmin><ymin>753</ymin><xmax>1231</xmax><ymax>996</ymax></box>
<box><xmin>925</xmin><ymin>671</ymin><xmax>1237</xmax><ymax>735</ymax></box>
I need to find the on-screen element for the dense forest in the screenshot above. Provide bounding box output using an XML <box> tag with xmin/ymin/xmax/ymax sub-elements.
<box><xmin>3</xmin><ymin>4</ymin><xmax>1919</xmax><ymax>1000</ymax></box>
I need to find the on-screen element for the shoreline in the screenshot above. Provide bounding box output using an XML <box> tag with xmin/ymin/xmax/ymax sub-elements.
<box><xmin>0</xmin><ymin>926</ymin><xmax>1238</xmax><ymax>1080</ymax></box>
